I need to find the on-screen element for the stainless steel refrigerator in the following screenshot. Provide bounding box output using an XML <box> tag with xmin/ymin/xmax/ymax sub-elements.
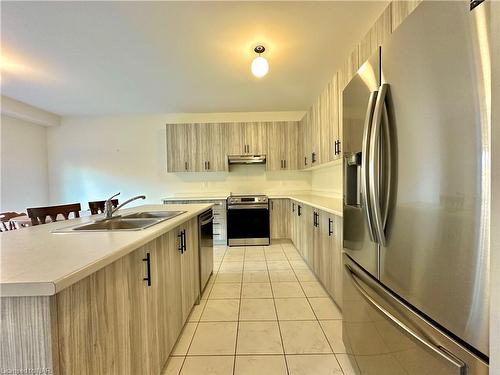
<box><xmin>342</xmin><ymin>1</ymin><xmax>490</xmax><ymax>373</ymax></box>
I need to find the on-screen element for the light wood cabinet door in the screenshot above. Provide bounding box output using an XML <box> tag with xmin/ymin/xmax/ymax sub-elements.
<box><xmin>195</xmin><ymin>123</ymin><xmax>227</xmax><ymax>172</ymax></box>
<box><xmin>243</xmin><ymin>122</ymin><xmax>268</xmax><ymax>154</ymax></box>
<box><xmin>266</xmin><ymin>122</ymin><xmax>283</xmax><ymax>171</ymax></box>
<box><xmin>270</xmin><ymin>199</ymin><xmax>289</xmax><ymax>239</ymax></box>
<box><xmin>300</xmin><ymin>112</ymin><xmax>312</xmax><ymax>169</ymax></box>
<box><xmin>299</xmin><ymin>205</ymin><xmax>314</xmax><ymax>267</ymax></box>
<box><xmin>179</xmin><ymin>218</ymin><xmax>200</xmax><ymax>323</ymax></box>
<box><xmin>166</xmin><ymin>123</ymin><xmax>193</xmax><ymax>172</ymax></box>
<box><xmin>225</xmin><ymin>122</ymin><xmax>245</xmax><ymax>155</ymax></box>
<box><xmin>284</xmin><ymin>121</ymin><xmax>299</xmax><ymax>170</ymax></box>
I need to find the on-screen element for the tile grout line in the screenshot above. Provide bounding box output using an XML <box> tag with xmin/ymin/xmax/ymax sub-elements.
<box><xmin>232</xmin><ymin>246</ymin><xmax>246</xmax><ymax>375</ymax></box>
<box><xmin>176</xmin><ymin>245</ymin><xmax>225</xmax><ymax>374</ymax></box>
<box><xmin>267</xmin><ymin>242</ymin><xmax>290</xmax><ymax>375</ymax></box>
<box><xmin>286</xmin><ymin>241</ymin><xmax>346</xmax><ymax>375</ymax></box>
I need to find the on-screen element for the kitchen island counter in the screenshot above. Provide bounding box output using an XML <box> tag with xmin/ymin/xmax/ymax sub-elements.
<box><xmin>0</xmin><ymin>204</ymin><xmax>212</xmax><ymax>297</ymax></box>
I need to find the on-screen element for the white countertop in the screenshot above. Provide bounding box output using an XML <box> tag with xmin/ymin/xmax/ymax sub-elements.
<box><xmin>162</xmin><ymin>194</ymin><xmax>343</xmax><ymax>217</ymax></box>
<box><xmin>0</xmin><ymin>204</ymin><xmax>212</xmax><ymax>297</ymax></box>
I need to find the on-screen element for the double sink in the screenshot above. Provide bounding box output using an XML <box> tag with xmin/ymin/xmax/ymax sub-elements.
<box><xmin>55</xmin><ymin>211</ymin><xmax>186</xmax><ymax>232</ymax></box>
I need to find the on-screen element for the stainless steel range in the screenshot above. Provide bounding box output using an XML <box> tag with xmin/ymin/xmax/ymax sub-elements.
<box><xmin>226</xmin><ymin>195</ymin><xmax>270</xmax><ymax>246</ymax></box>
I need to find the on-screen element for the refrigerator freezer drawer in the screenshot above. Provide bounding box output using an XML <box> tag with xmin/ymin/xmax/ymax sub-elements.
<box><xmin>342</xmin><ymin>254</ymin><xmax>488</xmax><ymax>374</ymax></box>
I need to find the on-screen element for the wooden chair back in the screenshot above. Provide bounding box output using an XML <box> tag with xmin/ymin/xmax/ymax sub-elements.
<box><xmin>0</xmin><ymin>212</ymin><xmax>25</xmax><ymax>231</ymax></box>
<box><xmin>27</xmin><ymin>203</ymin><xmax>81</xmax><ymax>226</ymax></box>
<box><xmin>88</xmin><ymin>199</ymin><xmax>119</xmax><ymax>215</ymax></box>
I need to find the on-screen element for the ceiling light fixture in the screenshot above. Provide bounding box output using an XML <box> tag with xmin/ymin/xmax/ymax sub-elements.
<box><xmin>251</xmin><ymin>45</ymin><xmax>269</xmax><ymax>78</ymax></box>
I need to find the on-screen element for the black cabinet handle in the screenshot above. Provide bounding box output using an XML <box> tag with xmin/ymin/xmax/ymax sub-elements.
<box><xmin>182</xmin><ymin>229</ymin><xmax>187</xmax><ymax>252</ymax></box>
<box><xmin>284</xmin><ymin>160</ymin><xmax>287</xmax><ymax>169</ymax></box>
<box><xmin>312</xmin><ymin>152</ymin><xmax>316</xmax><ymax>163</ymax></box>
<box><xmin>178</xmin><ymin>231</ymin><xmax>184</xmax><ymax>253</ymax></box>
<box><xmin>329</xmin><ymin>218</ymin><xmax>334</xmax><ymax>236</ymax></box>
<box><xmin>304</xmin><ymin>156</ymin><xmax>307</xmax><ymax>166</ymax></box>
<box><xmin>292</xmin><ymin>203</ymin><xmax>295</xmax><ymax>213</ymax></box>
<box><xmin>271</xmin><ymin>200</ymin><xmax>274</xmax><ymax>210</ymax></box>
<box><xmin>185</xmin><ymin>161</ymin><xmax>188</xmax><ymax>170</ymax></box>
<box><xmin>143</xmin><ymin>252</ymin><xmax>151</xmax><ymax>286</ymax></box>
<box><xmin>298</xmin><ymin>205</ymin><xmax>302</xmax><ymax>216</ymax></box>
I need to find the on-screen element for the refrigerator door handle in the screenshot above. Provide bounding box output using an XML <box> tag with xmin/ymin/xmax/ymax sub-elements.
<box><xmin>369</xmin><ymin>83</ymin><xmax>390</xmax><ymax>246</ymax></box>
<box><xmin>361</xmin><ymin>91</ymin><xmax>379</xmax><ymax>243</ymax></box>
<box><xmin>345</xmin><ymin>264</ymin><xmax>467</xmax><ymax>374</ymax></box>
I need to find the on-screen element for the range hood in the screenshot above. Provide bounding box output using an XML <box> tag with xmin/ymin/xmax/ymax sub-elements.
<box><xmin>227</xmin><ymin>155</ymin><xmax>266</xmax><ymax>165</ymax></box>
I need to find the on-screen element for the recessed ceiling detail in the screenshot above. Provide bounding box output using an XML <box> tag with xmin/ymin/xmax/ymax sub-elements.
<box><xmin>1</xmin><ymin>1</ymin><xmax>387</xmax><ymax>115</ymax></box>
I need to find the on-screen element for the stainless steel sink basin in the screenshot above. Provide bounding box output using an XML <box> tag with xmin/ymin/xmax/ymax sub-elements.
<box><xmin>71</xmin><ymin>218</ymin><xmax>160</xmax><ymax>231</ymax></box>
<box><xmin>122</xmin><ymin>211</ymin><xmax>186</xmax><ymax>220</ymax></box>
<box><xmin>53</xmin><ymin>211</ymin><xmax>186</xmax><ymax>232</ymax></box>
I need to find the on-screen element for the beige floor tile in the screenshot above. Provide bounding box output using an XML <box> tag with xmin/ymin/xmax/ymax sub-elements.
<box><xmin>188</xmin><ymin>299</ymin><xmax>207</xmax><ymax>322</ymax></box>
<box><xmin>219</xmin><ymin>261</ymin><xmax>244</xmax><ymax>272</ymax></box>
<box><xmin>162</xmin><ymin>356</ymin><xmax>184</xmax><ymax>375</ymax></box>
<box><xmin>294</xmin><ymin>269</ymin><xmax>317</xmax><ymax>282</ymax></box>
<box><xmin>188</xmin><ymin>322</ymin><xmax>238</xmax><ymax>355</ymax></box>
<box><xmin>269</xmin><ymin>270</ymin><xmax>297</xmax><ymax>282</ymax></box>
<box><xmin>280</xmin><ymin>321</ymin><xmax>332</xmax><ymax>354</ymax></box>
<box><xmin>201</xmin><ymin>299</ymin><xmax>240</xmax><ymax>321</ymax></box>
<box><xmin>286</xmin><ymin>354</ymin><xmax>343</xmax><ymax>375</ymax></box>
<box><xmin>244</xmin><ymin>253</ymin><xmax>266</xmax><ymax>261</ymax></box>
<box><xmin>265</xmin><ymin>244</ymin><xmax>284</xmax><ymax>252</ymax></box>
<box><xmin>227</xmin><ymin>246</ymin><xmax>245</xmax><ymax>253</ymax></box>
<box><xmin>245</xmin><ymin>245</ymin><xmax>264</xmax><ymax>252</ymax></box>
<box><xmin>243</xmin><ymin>261</ymin><xmax>268</xmax><ymax>271</ymax></box>
<box><xmin>172</xmin><ymin>323</ymin><xmax>197</xmax><ymax>355</ymax></box>
<box><xmin>224</xmin><ymin>253</ymin><xmax>245</xmax><ymax>261</ymax></box>
<box><xmin>265</xmin><ymin>252</ymin><xmax>288</xmax><ymax>261</ymax></box>
<box><xmin>241</xmin><ymin>282</ymin><xmax>273</xmax><ymax>298</ymax></box>
<box><xmin>335</xmin><ymin>354</ymin><xmax>360</xmax><ymax>375</ymax></box>
<box><xmin>320</xmin><ymin>320</ymin><xmax>347</xmax><ymax>353</ymax></box>
<box><xmin>272</xmin><ymin>282</ymin><xmax>305</xmax><ymax>298</ymax></box>
<box><xmin>309</xmin><ymin>297</ymin><xmax>342</xmax><ymax>319</ymax></box>
<box><xmin>234</xmin><ymin>355</ymin><xmax>287</xmax><ymax>375</ymax></box>
<box><xmin>216</xmin><ymin>272</ymin><xmax>243</xmax><ymax>283</ymax></box>
<box><xmin>274</xmin><ymin>298</ymin><xmax>316</xmax><ymax>320</ymax></box>
<box><xmin>290</xmin><ymin>260</ymin><xmax>309</xmax><ymax>270</ymax></box>
<box><xmin>181</xmin><ymin>356</ymin><xmax>234</xmax><ymax>375</ymax></box>
<box><xmin>209</xmin><ymin>283</ymin><xmax>241</xmax><ymax>299</ymax></box>
<box><xmin>267</xmin><ymin>261</ymin><xmax>292</xmax><ymax>270</ymax></box>
<box><xmin>243</xmin><ymin>270</ymin><xmax>269</xmax><ymax>283</ymax></box>
<box><xmin>239</xmin><ymin>298</ymin><xmax>277</xmax><ymax>321</ymax></box>
<box><xmin>301</xmin><ymin>282</ymin><xmax>328</xmax><ymax>297</ymax></box>
<box><xmin>236</xmin><ymin>321</ymin><xmax>283</xmax><ymax>354</ymax></box>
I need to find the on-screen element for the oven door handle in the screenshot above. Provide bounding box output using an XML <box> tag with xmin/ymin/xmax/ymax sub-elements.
<box><xmin>227</xmin><ymin>204</ymin><xmax>268</xmax><ymax>210</ymax></box>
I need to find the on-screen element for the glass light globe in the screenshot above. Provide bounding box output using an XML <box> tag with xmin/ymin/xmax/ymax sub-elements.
<box><xmin>251</xmin><ymin>56</ymin><xmax>269</xmax><ymax>77</ymax></box>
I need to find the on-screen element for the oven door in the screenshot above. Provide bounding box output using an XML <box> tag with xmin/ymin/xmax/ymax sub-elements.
<box><xmin>226</xmin><ymin>206</ymin><xmax>270</xmax><ymax>246</ymax></box>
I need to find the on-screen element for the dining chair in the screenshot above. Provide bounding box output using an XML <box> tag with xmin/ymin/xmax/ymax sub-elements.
<box><xmin>88</xmin><ymin>199</ymin><xmax>119</xmax><ymax>215</ymax></box>
<box><xmin>27</xmin><ymin>203</ymin><xmax>81</xmax><ymax>226</ymax></box>
<box><xmin>0</xmin><ymin>212</ymin><xmax>25</xmax><ymax>231</ymax></box>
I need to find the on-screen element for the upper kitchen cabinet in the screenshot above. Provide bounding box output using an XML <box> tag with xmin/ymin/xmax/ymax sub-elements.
<box><xmin>195</xmin><ymin>123</ymin><xmax>227</xmax><ymax>172</ymax></box>
<box><xmin>166</xmin><ymin>123</ymin><xmax>196</xmax><ymax>172</ymax></box>
<box><xmin>226</xmin><ymin>122</ymin><xmax>268</xmax><ymax>155</ymax></box>
<box><xmin>266</xmin><ymin>121</ymin><xmax>299</xmax><ymax>171</ymax></box>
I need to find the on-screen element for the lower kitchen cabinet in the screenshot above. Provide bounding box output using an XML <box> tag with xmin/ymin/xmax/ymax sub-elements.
<box><xmin>287</xmin><ymin>199</ymin><xmax>343</xmax><ymax>308</ymax></box>
<box><xmin>270</xmin><ymin>198</ymin><xmax>289</xmax><ymax>239</ymax></box>
<box><xmin>299</xmin><ymin>204</ymin><xmax>314</xmax><ymax>267</ymax></box>
<box><xmin>179</xmin><ymin>218</ymin><xmax>200</xmax><ymax>322</ymax></box>
<box><xmin>53</xmin><ymin>222</ymin><xmax>200</xmax><ymax>374</ymax></box>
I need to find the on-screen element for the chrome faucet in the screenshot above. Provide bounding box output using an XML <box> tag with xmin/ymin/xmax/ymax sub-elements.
<box><xmin>103</xmin><ymin>192</ymin><xmax>146</xmax><ymax>219</ymax></box>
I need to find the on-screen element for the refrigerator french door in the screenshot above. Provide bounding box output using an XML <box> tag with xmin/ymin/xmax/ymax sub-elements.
<box><xmin>342</xmin><ymin>1</ymin><xmax>490</xmax><ymax>373</ymax></box>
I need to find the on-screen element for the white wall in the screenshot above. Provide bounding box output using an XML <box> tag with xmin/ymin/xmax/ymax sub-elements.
<box><xmin>47</xmin><ymin>112</ymin><xmax>313</xmax><ymax>207</ymax></box>
<box><xmin>310</xmin><ymin>162</ymin><xmax>343</xmax><ymax>198</ymax></box>
<box><xmin>0</xmin><ymin>115</ymin><xmax>49</xmax><ymax>212</ymax></box>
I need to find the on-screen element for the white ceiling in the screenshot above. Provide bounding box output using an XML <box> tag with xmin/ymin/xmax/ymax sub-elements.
<box><xmin>1</xmin><ymin>1</ymin><xmax>386</xmax><ymax>116</ymax></box>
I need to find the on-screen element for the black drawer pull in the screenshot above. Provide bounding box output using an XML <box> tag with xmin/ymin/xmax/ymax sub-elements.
<box><xmin>143</xmin><ymin>252</ymin><xmax>151</xmax><ymax>286</ymax></box>
<box><xmin>329</xmin><ymin>218</ymin><xmax>334</xmax><ymax>236</ymax></box>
